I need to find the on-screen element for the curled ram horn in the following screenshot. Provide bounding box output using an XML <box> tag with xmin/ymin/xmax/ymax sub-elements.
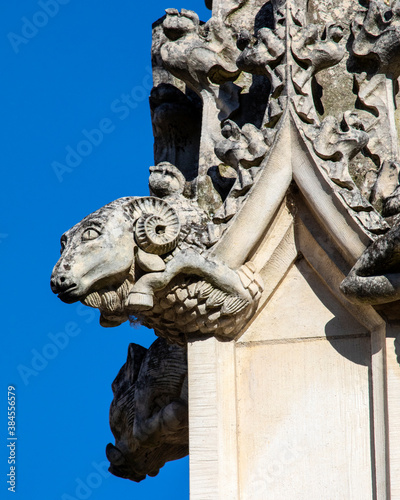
<box><xmin>130</xmin><ymin>197</ymin><xmax>181</xmax><ymax>255</ymax></box>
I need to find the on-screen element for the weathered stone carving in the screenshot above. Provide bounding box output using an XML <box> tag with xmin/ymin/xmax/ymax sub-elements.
<box><xmin>50</xmin><ymin>167</ymin><xmax>263</xmax><ymax>343</ymax></box>
<box><xmin>107</xmin><ymin>338</ymin><xmax>188</xmax><ymax>482</ymax></box>
<box><xmin>237</xmin><ymin>23</ymin><xmax>285</xmax><ymax>127</ymax></box>
<box><xmin>301</xmin><ymin>109</ymin><xmax>388</xmax><ymax>234</ymax></box>
<box><xmin>160</xmin><ymin>8</ymin><xmax>240</xmax><ymax>101</ymax></box>
<box><xmin>50</xmin><ymin>162</ymin><xmax>262</xmax><ymax>479</ymax></box>
<box><xmin>51</xmin><ymin>0</ymin><xmax>400</xmax><ymax>489</ymax></box>
<box><xmin>155</xmin><ymin>5</ymin><xmax>245</xmax><ymax>212</ymax></box>
<box><xmin>350</xmin><ymin>0</ymin><xmax>400</xmax><ymax>212</ymax></box>
<box><xmin>310</xmin><ymin>111</ymin><xmax>369</xmax><ymax>190</ymax></box>
<box><xmin>291</xmin><ymin>21</ymin><xmax>345</xmax><ymax>123</ymax></box>
<box><xmin>338</xmin><ymin>0</ymin><xmax>400</xmax><ymax>306</ymax></box>
<box><xmin>213</xmin><ymin>119</ymin><xmax>270</xmax><ymax>222</ymax></box>
<box><xmin>352</xmin><ymin>0</ymin><xmax>400</xmax><ymax>77</ymax></box>
<box><xmin>341</xmin><ymin>224</ymin><xmax>400</xmax><ymax>304</ymax></box>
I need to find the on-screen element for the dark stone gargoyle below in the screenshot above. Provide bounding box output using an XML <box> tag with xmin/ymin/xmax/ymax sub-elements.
<box><xmin>106</xmin><ymin>338</ymin><xmax>188</xmax><ymax>482</ymax></box>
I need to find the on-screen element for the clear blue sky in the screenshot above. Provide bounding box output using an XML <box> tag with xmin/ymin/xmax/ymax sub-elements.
<box><xmin>1</xmin><ymin>1</ymin><xmax>210</xmax><ymax>498</ymax></box>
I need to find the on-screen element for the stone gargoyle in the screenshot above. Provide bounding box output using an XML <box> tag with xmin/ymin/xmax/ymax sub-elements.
<box><xmin>50</xmin><ymin>164</ymin><xmax>263</xmax><ymax>345</ymax></box>
<box><xmin>160</xmin><ymin>8</ymin><xmax>240</xmax><ymax>91</ymax></box>
<box><xmin>340</xmin><ymin>224</ymin><xmax>400</xmax><ymax>305</ymax></box>
<box><xmin>343</xmin><ymin>224</ymin><xmax>400</xmax><ymax>367</ymax></box>
<box><xmin>106</xmin><ymin>338</ymin><xmax>188</xmax><ymax>482</ymax></box>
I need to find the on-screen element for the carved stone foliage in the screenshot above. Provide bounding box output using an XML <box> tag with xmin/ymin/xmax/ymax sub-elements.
<box><xmin>349</xmin><ymin>1</ymin><xmax>400</xmax><ymax>215</ymax></box>
<box><xmin>107</xmin><ymin>338</ymin><xmax>188</xmax><ymax>482</ymax></box>
<box><xmin>213</xmin><ymin>119</ymin><xmax>270</xmax><ymax>222</ymax></box>
<box><xmin>151</xmin><ymin>1</ymin><xmax>277</xmax><ymax>213</ymax></box>
<box><xmin>149</xmin><ymin>0</ymin><xmax>400</xmax><ymax>241</ymax></box>
<box><xmin>237</xmin><ymin>19</ymin><xmax>285</xmax><ymax>127</ymax></box>
<box><xmin>352</xmin><ymin>0</ymin><xmax>400</xmax><ymax>77</ymax></box>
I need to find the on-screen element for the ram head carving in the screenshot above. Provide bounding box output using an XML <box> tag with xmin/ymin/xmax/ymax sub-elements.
<box><xmin>50</xmin><ymin>193</ymin><xmax>263</xmax><ymax>344</ymax></box>
<box><xmin>51</xmin><ymin>196</ymin><xmax>180</xmax><ymax>325</ymax></box>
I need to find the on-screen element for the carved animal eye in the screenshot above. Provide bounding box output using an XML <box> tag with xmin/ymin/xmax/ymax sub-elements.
<box><xmin>82</xmin><ymin>228</ymin><xmax>101</xmax><ymax>241</ymax></box>
<box><xmin>60</xmin><ymin>236</ymin><xmax>67</xmax><ymax>254</ymax></box>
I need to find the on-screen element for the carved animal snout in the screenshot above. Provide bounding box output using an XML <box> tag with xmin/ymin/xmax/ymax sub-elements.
<box><xmin>50</xmin><ymin>270</ymin><xmax>78</xmax><ymax>302</ymax></box>
<box><xmin>106</xmin><ymin>443</ymin><xmax>126</xmax><ymax>466</ymax></box>
<box><xmin>50</xmin><ymin>274</ymin><xmax>71</xmax><ymax>292</ymax></box>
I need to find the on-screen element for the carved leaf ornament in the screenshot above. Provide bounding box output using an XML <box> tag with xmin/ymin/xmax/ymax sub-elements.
<box><xmin>190</xmin><ymin>0</ymin><xmax>395</xmax><ymax>274</ymax></box>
